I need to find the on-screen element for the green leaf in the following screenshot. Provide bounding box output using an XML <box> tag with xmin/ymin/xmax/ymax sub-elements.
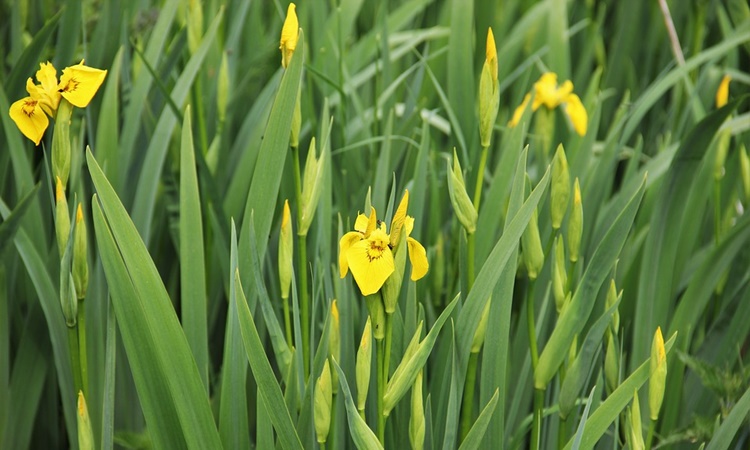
<box><xmin>458</xmin><ymin>390</ymin><xmax>499</xmax><ymax>450</ymax></box>
<box><xmin>331</xmin><ymin>359</ymin><xmax>383</xmax><ymax>450</ymax></box>
<box><xmin>233</xmin><ymin>270</ymin><xmax>303</xmax><ymax>450</ymax></box>
<box><xmin>570</xmin><ymin>387</ymin><xmax>596</xmax><ymax>450</ymax></box>
<box><xmin>95</xmin><ymin>47</ymin><xmax>123</xmax><ymax>187</ymax></box>
<box><xmin>705</xmin><ymin>384</ymin><xmax>750</xmax><ymax>450</ymax></box>
<box><xmin>562</xmin><ymin>332</ymin><xmax>677</xmax><ymax>450</ymax></box>
<box><xmin>0</xmin><ymin>185</ymin><xmax>40</xmax><ymax>256</ymax></box>
<box><xmin>88</xmin><ymin>150</ymin><xmax>222</xmax><ymax>448</ymax></box>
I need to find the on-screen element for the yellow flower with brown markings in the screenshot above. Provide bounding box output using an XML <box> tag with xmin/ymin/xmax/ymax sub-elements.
<box><xmin>58</xmin><ymin>61</ymin><xmax>108</xmax><ymax>108</ymax></box>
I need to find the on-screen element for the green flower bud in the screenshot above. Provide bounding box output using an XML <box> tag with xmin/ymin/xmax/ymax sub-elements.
<box><xmin>740</xmin><ymin>144</ymin><xmax>750</xmax><ymax>201</ymax></box>
<box><xmin>73</xmin><ymin>204</ymin><xmax>88</xmax><ymax>299</ymax></box>
<box><xmin>409</xmin><ymin>371</ymin><xmax>425</xmax><ymax>450</ymax></box>
<box><xmin>356</xmin><ymin>318</ymin><xmax>373</xmax><ymax>412</ymax></box>
<box><xmin>52</xmin><ymin>100</ymin><xmax>72</xmax><ymax>186</ymax></box>
<box><xmin>649</xmin><ymin>327</ymin><xmax>667</xmax><ymax>421</ymax></box>
<box><xmin>61</xmin><ymin>272</ymin><xmax>77</xmax><ymax>328</ymax></box>
<box><xmin>447</xmin><ymin>149</ymin><xmax>477</xmax><ymax>234</ymax></box>
<box><xmin>604</xmin><ymin>332</ymin><xmax>619</xmax><ymax>393</ymax></box>
<box><xmin>552</xmin><ymin>235</ymin><xmax>567</xmax><ymax>313</ymax></box>
<box><xmin>478</xmin><ymin>28</ymin><xmax>499</xmax><ymax>148</ymax></box>
<box><xmin>521</xmin><ymin>177</ymin><xmax>544</xmax><ymax>280</ymax></box>
<box><xmin>77</xmin><ymin>391</ymin><xmax>95</xmax><ymax>450</ymax></box>
<box><xmin>715</xmin><ymin>130</ymin><xmax>731</xmax><ymax>181</ymax></box>
<box><xmin>329</xmin><ymin>300</ymin><xmax>340</xmax><ymax>394</ymax></box>
<box><xmin>217</xmin><ymin>52</ymin><xmax>230</xmax><ymax>123</ymax></box>
<box><xmin>629</xmin><ymin>391</ymin><xmax>645</xmax><ymax>450</ymax></box>
<box><xmin>605</xmin><ymin>280</ymin><xmax>621</xmax><ymax>333</ymax></box>
<box><xmin>55</xmin><ymin>177</ymin><xmax>70</xmax><ymax>258</ymax></box>
<box><xmin>279</xmin><ymin>200</ymin><xmax>293</xmax><ymax>299</ymax></box>
<box><xmin>364</xmin><ymin>293</ymin><xmax>386</xmax><ymax>340</ymax></box>
<box><xmin>299</xmin><ymin>138</ymin><xmax>325</xmax><ymax>236</ymax></box>
<box><xmin>568</xmin><ymin>333</ymin><xmax>578</xmax><ymax>363</ymax></box>
<box><xmin>186</xmin><ymin>0</ymin><xmax>203</xmax><ymax>54</ymax></box>
<box><xmin>470</xmin><ymin>300</ymin><xmax>491</xmax><ymax>353</ymax></box>
<box><xmin>314</xmin><ymin>360</ymin><xmax>333</xmax><ymax>444</ymax></box>
<box><xmin>550</xmin><ymin>145</ymin><xmax>570</xmax><ymax>230</ymax></box>
<box><xmin>568</xmin><ymin>178</ymin><xmax>583</xmax><ymax>263</ymax></box>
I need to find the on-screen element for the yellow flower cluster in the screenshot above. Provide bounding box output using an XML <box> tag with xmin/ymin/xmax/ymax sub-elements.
<box><xmin>339</xmin><ymin>191</ymin><xmax>428</xmax><ymax>296</ymax></box>
<box><xmin>509</xmin><ymin>72</ymin><xmax>588</xmax><ymax>136</ymax></box>
<box><xmin>9</xmin><ymin>61</ymin><xmax>107</xmax><ymax>145</ymax></box>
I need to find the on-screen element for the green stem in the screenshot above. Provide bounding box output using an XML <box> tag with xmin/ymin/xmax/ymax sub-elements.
<box><xmin>67</xmin><ymin>326</ymin><xmax>82</xmax><ymax>395</ymax></box>
<box><xmin>527</xmin><ymin>279</ymin><xmax>539</xmax><ymax>370</ymax></box>
<box><xmin>473</xmin><ymin>145</ymin><xmax>490</xmax><ymax>211</ymax></box>
<box><xmin>320</xmin><ymin>442</ymin><xmax>326</xmax><ymax>450</ymax></box>
<box><xmin>78</xmin><ymin>299</ymin><xmax>88</xmax><ymax>396</ymax></box>
<box><xmin>467</xmin><ymin>232</ymin><xmax>476</xmax><ymax>291</ymax></box>
<box><xmin>282</xmin><ymin>296</ymin><xmax>293</xmax><ymax>349</ymax></box>
<box><xmin>459</xmin><ymin>351</ymin><xmax>480</xmax><ymax>442</ymax></box>
<box><xmin>292</xmin><ymin>145</ymin><xmax>310</xmax><ymax>376</ymax></box>
<box><xmin>645</xmin><ymin>419</ymin><xmax>656</xmax><ymax>450</ymax></box>
<box><xmin>531</xmin><ymin>388</ymin><xmax>544</xmax><ymax>450</ymax></box>
<box><xmin>377</xmin><ymin>339</ymin><xmax>386</xmax><ymax>444</ymax></box>
<box><xmin>713</xmin><ymin>179</ymin><xmax>721</xmax><ymax>247</ymax></box>
<box><xmin>330</xmin><ymin>392</ymin><xmax>338</xmax><ymax>450</ymax></box>
<box><xmin>383</xmin><ymin>315</ymin><xmax>393</xmax><ymax>382</ymax></box>
<box><xmin>558</xmin><ymin>415</ymin><xmax>567</xmax><ymax>450</ymax></box>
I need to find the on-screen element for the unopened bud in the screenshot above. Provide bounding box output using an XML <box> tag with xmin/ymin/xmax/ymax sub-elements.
<box><xmin>568</xmin><ymin>178</ymin><xmax>583</xmax><ymax>262</ymax></box>
<box><xmin>356</xmin><ymin>318</ymin><xmax>373</xmax><ymax>412</ymax></box>
<box><xmin>550</xmin><ymin>145</ymin><xmax>570</xmax><ymax>230</ymax></box>
<box><xmin>478</xmin><ymin>28</ymin><xmax>499</xmax><ymax>148</ymax></box>
<box><xmin>604</xmin><ymin>332</ymin><xmax>619</xmax><ymax>393</ymax></box>
<box><xmin>52</xmin><ymin>100</ymin><xmax>72</xmax><ymax>186</ymax></box>
<box><xmin>629</xmin><ymin>391</ymin><xmax>645</xmax><ymax>450</ymax></box>
<box><xmin>521</xmin><ymin>177</ymin><xmax>544</xmax><ymax>280</ymax></box>
<box><xmin>55</xmin><ymin>177</ymin><xmax>70</xmax><ymax>257</ymax></box>
<box><xmin>186</xmin><ymin>0</ymin><xmax>204</xmax><ymax>54</ymax></box>
<box><xmin>73</xmin><ymin>204</ymin><xmax>88</xmax><ymax>299</ymax></box>
<box><xmin>299</xmin><ymin>138</ymin><xmax>325</xmax><ymax>235</ymax></box>
<box><xmin>329</xmin><ymin>300</ymin><xmax>340</xmax><ymax>394</ymax></box>
<box><xmin>447</xmin><ymin>149</ymin><xmax>477</xmax><ymax>234</ymax></box>
<box><xmin>552</xmin><ymin>235</ymin><xmax>567</xmax><ymax>312</ymax></box>
<box><xmin>217</xmin><ymin>52</ymin><xmax>230</xmax><ymax>123</ymax></box>
<box><xmin>605</xmin><ymin>280</ymin><xmax>621</xmax><ymax>333</ymax></box>
<box><xmin>649</xmin><ymin>327</ymin><xmax>667</xmax><ymax>421</ymax></box>
<box><xmin>471</xmin><ymin>300</ymin><xmax>491</xmax><ymax>353</ymax></box>
<box><xmin>409</xmin><ymin>371</ymin><xmax>425</xmax><ymax>450</ymax></box>
<box><xmin>279</xmin><ymin>200</ymin><xmax>293</xmax><ymax>299</ymax></box>
<box><xmin>77</xmin><ymin>391</ymin><xmax>94</xmax><ymax>450</ymax></box>
<box><xmin>716</xmin><ymin>75</ymin><xmax>731</xmax><ymax>108</ymax></box>
<box><xmin>314</xmin><ymin>360</ymin><xmax>333</xmax><ymax>444</ymax></box>
<box><xmin>364</xmin><ymin>293</ymin><xmax>386</xmax><ymax>340</ymax></box>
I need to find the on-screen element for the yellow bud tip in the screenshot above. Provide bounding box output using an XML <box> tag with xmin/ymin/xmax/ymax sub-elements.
<box><xmin>655</xmin><ymin>327</ymin><xmax>665</xmax><ymax>362</ymax></box>
<box><xmin>716</xmin><ymin>75</ymin><xmax>731</xmax><ymax>108</ymax></box>
<box><xmin>331</xmin><ymin>300</ymin><xmax>339</xmax><ymax>323</ymax></box>
<box><xmin>485</xmin><ymin>28</ymin><xmax>497</xmax><ymax>82</ymax></box>
<box><xmin>280</xmin><ymin>3</ymin><xmax>299</xmax><ymax>68</ymax></box>
<box><xmin>573</xmin><ymin>178</ymin><xmax>581</xmax><ymax>205</ymax></box>
<box><xmin>77</xmin><ymin>390</ymin><xmax>86</xmax><ymax>417</ymax></box>
<box><xmin>76</xmin><ymin>204</ymin><xmax>84</xmax><ymax>223</ymax></box>
<box><xmin>282</xmin><ymin>199</ymin><xmax>291</xmax><ymax>228</ymax></box>
<box><xmin>55</xmin><ymin>177</ymin><xmax>64</xmax><ymax>203</ymax></box>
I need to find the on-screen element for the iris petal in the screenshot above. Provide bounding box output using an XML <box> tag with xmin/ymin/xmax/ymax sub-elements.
<box><xmin>9</xmin><ymin>97</ymin><xmax>49</xmax><ymax>145</ymax></box>
<box><xmin>347</xmin><ymin>234</ymin><xmax>394</xmax><ymax>296</ymax></box>
<box><xmin>59</xmin><ymin>62</ymin><xmax>107</xmax><ymax>108</ymax></box>
<box><xmin>339</xmin><ymin>232</ymin><xmax>363</xmax><ymax>278</ymax></box>
<box><xmin>407</xmin><ymin>237</ymin><xmax>429</xmax><ymax>281</ymax></box>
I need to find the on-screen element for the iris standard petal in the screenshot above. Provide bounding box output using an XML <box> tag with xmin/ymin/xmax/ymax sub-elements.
<box><xmin>389</xmin><ymin>190</ymin><xmax>409</xmax><ymax>247</ymax></box>
<box><xmin>407</xmin><ymin>237</ymin><xmax>429</xmax><ymax>281</ymax></box>
<box><xmin>339</xmin><ymin>231</ymin><xmax>364</xmax><ymax>278</ymax></box>
<box><xmin>354</xmin><ymin>213</ymin><xmax>370</xmax><ymax>233</ymax></box>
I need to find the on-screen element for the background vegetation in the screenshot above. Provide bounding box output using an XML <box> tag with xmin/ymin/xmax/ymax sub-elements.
<box><xmin>1</xmin><ymin>0</ymin><xmax>750</xmax><ymax>449</ymax></box>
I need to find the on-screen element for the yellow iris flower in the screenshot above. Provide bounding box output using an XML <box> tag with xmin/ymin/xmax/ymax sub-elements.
<box><xmin>9</xmin><ymin>60</ymin><xmax>107</xmax><ymax>145</ymax></box>
<box><xmin>716</xmin><ymin>75</ymin><xmax>730</xmax><ymax>108</ymax></box>
<box><xmin>339</xmin><ymin>193</ymin><xmax>428</xmax><ymax>296</ymax></box>
<box><xmin>508</xmin><ymin>72</ymin><xmax>588</xmax><ymax>136</ymax></box>
<box><xmin>280</xmin><ymin>3</ymin><xmax>299</xmax><ymax>68</ymax></box>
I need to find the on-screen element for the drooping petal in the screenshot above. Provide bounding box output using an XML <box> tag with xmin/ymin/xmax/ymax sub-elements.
<box><xmin>563</xmin><ymin>93</ymin><xmax>588</xmax><ymax>136</ymax></box>
<box><xmin>347</xmin><ymin>230</ymin><xmax>394</xmax><ymax>296</ymax></box>
<box><xmin>406</xmin><ymin>237</ymin><xmax>429</xmax><ymax>281</ymax></box>
<box><xmin>59</xmin><ymin>61</ymin><xmax>107</xmax><ymax>108</ymax></box>
<box><xmin>279</xmin><ymin>3</ymin><xmax>299</xmax><ymax>68</ymax></box>
<box><xmin>339</xmin><ymin>231</ymin><xmax>363</xmax><ymax>278</ymax></box>
<box><xmin>509</xmin><ymin>93</ymin><xmax>531</xmax><ymax>128</ymax></box>
<box><xmin>389</xmin><ymin>190</ymin><xmax>409</xmax><ymax>248</ymax></box>
<box><xmin>9</xmin><ymin>97</ymin><xmax>49</xmax><ymax>145</ymax></box>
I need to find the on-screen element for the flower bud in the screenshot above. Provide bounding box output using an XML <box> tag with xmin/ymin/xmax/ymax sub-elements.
<box><xmin>649</xmin><ymin>327</ymin><xmax>667</xmax><ymax>421</ymax></box>
<box><xmin>356</xmin><ymin>318</ymin><xmax>373</xmax><ymax>412</ymax></box>
<box><xmin>314</xmin><ymin>360</ymin><xmax>333</xmax><ymax>444</ymax></box>
<box><xmin>55</xmin><ymin>177</ymin><xmax>70</xmax><ymax>257</ymax></box>
<box><xmin>568</xmin><ymin>333</ymin><xmax>578</xmax><ymax>363</ymax></box>
<box><xmin>605</xmin><ymin>279</ymin><xmax>620</xmax><ymax>333</ymax></box>
<box><xmin>740</xmin><ymin>144</ymin><xmax>750</xmax><ymax>201</ymax></box>
<box><xmin>279</xmin><ymin>200</ymin><xmax>293</xmax><ymax>299</ymax></box>
<box><xmin>299</xmin><ymin>138</ymin><xmax>325</xmax><ymax>236</ymax></box>
<box><xmin>604</xmin><ymin>332</ymin><xmax>619</xmax><ymax>393</ymax></box>
<box><xmin>550</xmin><ymin>145</ymin><xmax>570</xmax><ymax>230</ymax></box>
<box><xmin>77</xmin><ymin>391</ymin><xmax>94</xmax><ymax>450</ymax></box>
<box><xmin>73</xmin><ymin>204</ymin><xmax>88</xmax><ymax>299</ymax></box>
<box><xmin>329</xmin><ymin>300</ymin><xmax>340</xmax><ymax>394</ymax></box>
<box><xmin>186</xmin><ymin>0</ymin><xmax>203</xmax><ymax>54</ymax></box>
<box><xmin>470</xmin><ymin>300</ymin><xmax>491</xmax><ymax>353</ymax></box>
<box><xmin>217</xmin><ymin>52</ymin><xmax>230</xmax><ymax>123</ymax></box>
<box><xmin>552</xmin><ymin>235</ymin><xmax>567</xmax><ymax>313</ymax></box>
<box><xmin>716</xmin><ymin>75</ymin><xmax>730</xmax><ymax>108</ymax></box>
<box><xmin>478</xmin><ymin>28</ymin><xmax>499</xmax><ymax>148</ymax></box>
<box><xmin>280</xmin><ymin>3</ymin><xmax>299</xmax><ymax>68</ymax></box>
<box><xmin>568</xmin><ymin>178</ymin><xmax>583</xmax><ymax>263</ymax></box>
<box><xmin>52</xmin><ymin>99</ymin><xmax>72</xmax><ymax>186</ymax></box>
<box><xmin>384</xmin><ymin>322</ymin><xmax>423</xmax><ymax>416</ymax></box>
<box><xmin>409</xmin><ymin>371</ymin><xmax>425</xmax><ymax>450</ymax></box>
<box><xmin>521</xmin><ymin>177</ymin><xmax>544</xmax><ymax>280</ymax></box>
<box><xmin>61</xmin><ymin>272</ymin><xmax>77</xmax><ymax>327</ymax></box>
<box><xmin>364</xmin><ymin>293</ymin><xmax>386</xmax><ymax>340</ymax></box>
<box><xmin>629</xmin><ymin>391</ymin><xmax>645</xmax><ymax>450</ymax></box>
<box><xmin>447</xmin><ymin>149</ymin><xmax>477</xmax><ymax>234</ymax></box>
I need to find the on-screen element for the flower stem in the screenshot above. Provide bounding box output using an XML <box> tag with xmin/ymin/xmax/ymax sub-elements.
<box><xmin>292</xmin><ymin>145</ymin><xmax>310</xmax><ymax>376</ymax></box>
<box><xmin>473</xmin><ymin>145</ymin><xmax>490</xmax><ymax>211</ymax></box>
<box><xmin>645</xmin><ymin>419</ymin><xmax>656</xmax><ymax>450</ymax></box>
<box><xmin>557</xmin><ymin>415</ymin><xmax>568</xmax><ymax>450</ymax></box>
<box><xmin>467</xmin><ymin>232</ymin><xmax>476</xmax><ymax>291</ymax></box>
<box><xmin>713</xmin><ymin>179</ymin><xmax>721</xmax><ymax>247</ymax></box>
<box><xmin>67</xmin><ymin>326</ymin><xmax>82</xmax><ymax>395</ymax></box>
<box><xmin>377</xmin><ymin>339</ymin><xmax>386</xmax><ymax>444</ymax></box>
<box><xmin>527</xmin><ymin>279</ymin><xmax>539</xmax><ymax>370</ymax></box>
<box><xmin>531</xmin><ymin>388</ymin><xmax>544</xmax><ymax>450</ymax></box>
<box><xmin>282</xmin><ymin>296</ymin><xmax>293</xmax><ymax>349</ymax></box>
<box><xmin>459</xmin><ymin>351</ymin><xmax>480</xmax><ymax>442</ymax></box>
<box><xmin>78</xmin><ymin>299</ymin><xmax>88</xmax><ymax>396</ymax></box>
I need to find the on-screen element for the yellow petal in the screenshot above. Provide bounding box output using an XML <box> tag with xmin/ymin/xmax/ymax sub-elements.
<box><xmin>716</xmin><ymin>75</ymin><xmax>731</xmax><ymax>108</ymax></box>
<box><xmin>346</xmin><ymin>230</ymin><xmax>394</xmax><ymax>296</ymax></box>
<box><xmin>339</xmin><ymin>231</ymin><xmax>363</xmax><ymax>278</ymax></box>
<box><xmin>509</xmin><ymin>93</ymin><xmax>531</xmax><ymax>128</ymax></box>
<box><xmin>404</xmin><ymin>216</ymin><xmax>414</xmax><ymax>237</ymax></box>
<box><xmin>354</xmin><ymin>213</ymin><xmax>369</xmax><ymax>233</ymax></box>
<box><xmin>563</xmin><ymin>93</ymin><xmax>588</xmax><ymax>136</ymax></box>
<box><xmin>280</xmin><ymin>3</ymin><xmax>299</xmax><ymax>68</ymax></box>
<box><xmin>9</xmin><ymin>97</ymin><xmax>49</xmax><ymax>145</ymax></box>
<box><xmin>533</xmin><ymin>72</ymin><xmax>560</xmax><ymax>110</ymax></box>
<box><xmin>389</xmin><ymin>190</ymin><xmax>409</xmax><ymax>247</ymax></box>
<box><xmin>364</xmin><ymin>207</ymin><xmax>378</xmax><ymax>237</ymax></box>
<box><xmin>485</xmin><ymin>28</ymin><xmax>497</xmax><ymax>83</ymax></box>
<box><xmin>59</xmin><ymin>62</ymin><xmax>107</xmax><ymax>108</ymax></box>
<box><xmin>407</xmin><ymin>237</ymin><xmax>429</xmax><ymax>281</ymax></box>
